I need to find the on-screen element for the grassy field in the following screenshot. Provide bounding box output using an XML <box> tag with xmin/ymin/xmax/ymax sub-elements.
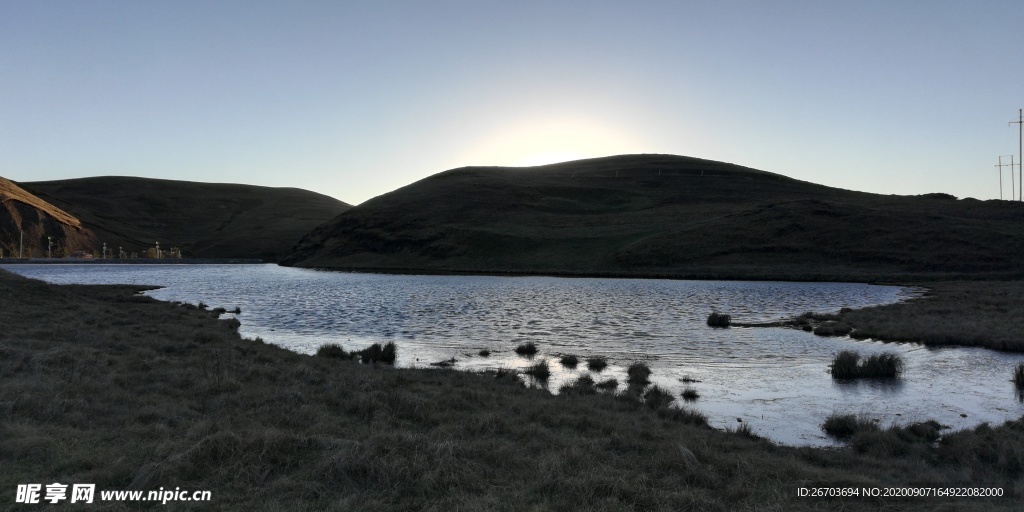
<box><xmin>2</xmin><ymin>269</ymin><xmax>1022</xmax><ymax>510</ymax></box>
<box><xmin>281</xmin><ymin>154</ymin><xmax>1024</xmax><ymax>282</ymax></box>
<box><xmin>15</xmin><ymin>176</ymin><xmax>350</xmax><ymax>262</ymax></box>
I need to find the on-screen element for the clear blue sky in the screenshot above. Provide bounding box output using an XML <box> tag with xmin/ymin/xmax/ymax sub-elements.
<box><xmin>2</xmin><ymin>0</ymin><xmax>1022</xmax><ymax>204</ymax></box>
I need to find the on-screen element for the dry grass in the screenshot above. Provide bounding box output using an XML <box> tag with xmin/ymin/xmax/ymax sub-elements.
<box><xmin>2</xmin><ymin>269</ymin><xmax>1023</xmax><ymax>510</ymax></box>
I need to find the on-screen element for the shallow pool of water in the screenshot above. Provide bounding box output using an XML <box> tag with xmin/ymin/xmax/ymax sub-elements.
<box><xmin>6</xmin><ymin>263</ymin><xmax>1023</xmax><ymax>446</ymax></box>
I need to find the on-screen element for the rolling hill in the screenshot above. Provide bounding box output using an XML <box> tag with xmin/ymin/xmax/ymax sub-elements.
<box><xmin>281</xmin><ymin>154</ymin><xmax>1024</xmax><ymax>280</ymax></box>
<box><xmin>14</xmin><ymin>177</ymin><xmax>351</xmax><ymax>261</ymax></box>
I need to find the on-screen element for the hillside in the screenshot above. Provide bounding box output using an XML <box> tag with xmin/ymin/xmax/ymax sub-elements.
<box><xmin>17</xmin><ymin>177</ymin><xmax>351</xmax><ymax>262</ymax></box>
<box><xmin>0</xmin><ymin>177</ymin><xmax>96</xmax><ymax>257</ymax></box>
<box><xmin>281</xmin><ymin>154</ymin><xmax>1024</xmax><ymax>280</ymax></box>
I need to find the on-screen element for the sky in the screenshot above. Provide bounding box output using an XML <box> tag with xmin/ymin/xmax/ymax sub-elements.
<box><xmin>2</xmin><ymin>0</ymin><xmax>1023</xmax><ymax>205</ymax></box>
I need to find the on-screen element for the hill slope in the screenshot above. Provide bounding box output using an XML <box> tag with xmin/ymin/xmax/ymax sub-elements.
<box><xmin>281</xmin><ymin>154</ymin><xmax>1024</xmax><ymax>280</ymax></box>
<box><xmin>0</xmin><ymin>177</ymin><xmax>97</xmax><ymax>257</ymax></box>
<box><xmin>18</xmin><ymin>177</ymin><xmax>351</xmax><ymax>261</ymax></box>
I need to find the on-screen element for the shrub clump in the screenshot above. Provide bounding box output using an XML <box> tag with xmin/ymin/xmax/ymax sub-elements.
<box><xmin>707</xmin><ymin>312</ymin><xmax>731</xmax><ymax>328</ymax></box>
<box><xmin>586</xmin><ymin>356</ymin><xmax>608</xmax><ymax>372</ymax></box>
<box><xmin>830</xmin><ymin>350</ymin><xmax>903</xmax><ymax>379</ymax></box>
<box><xmin>514</xmin><ymin>342</ymin><xmax>538</xmax><ymax>356</ymax></box>
<box><xmin>316</xmin><ymin>343</ymin><xmax>349</xmax><ymax>359</ymax></box>
<box><xmin>626</xmin><ymin>362</ymin><xmax>651</xmax><ymax>385</ymax></box>
<box><xmin>559</xmin><ymin>354</ymin><xmax>579</xmax><ymax>368</ymax></box>
<box><xmin>595</xmin><ymin>378</ymin><xmax>618</xmax><ymax>392</ymax></box>
<box><xmin>680</xmin><ymin>387</ymin><xmax>700</xmax><ymax>401</ymax></box>
<box><xmin>478</xmin><ymin>349</ymin><xmax>491</xmax><ymax>357</ymax></box>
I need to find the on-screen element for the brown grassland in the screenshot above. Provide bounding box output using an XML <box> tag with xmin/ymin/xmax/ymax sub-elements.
<box><xmin>1</xmin><ymin>270</ymin><xmax>1023</xmax><ymax>510</ymax></box>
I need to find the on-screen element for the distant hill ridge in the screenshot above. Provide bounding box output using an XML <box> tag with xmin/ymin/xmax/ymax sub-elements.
<box><xmin>11</xmin><ymin>176</ymin><xmax>351</xmax><ymax>261</ymax></box>
<box><xmin>281</xmin><ymin>154</ymin><xmax>1024</xmax><ymax>281</ymax></box>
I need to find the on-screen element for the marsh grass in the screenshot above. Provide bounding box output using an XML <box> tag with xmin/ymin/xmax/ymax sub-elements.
<box><xmin>595</xmin><ymin>378</ymin><xmax>618</xmax><ymax>392</ymax></box>
<box><xmin>559</xmin><ymin>375</ymin><xmax>596</xmax><ymax>395</ymax></box>
<box><xmin>478</xmin><ymin>349</ymin><xmax>490</xmax><ymax>357</ymax></box>
<box><xmin>3</xmin><ymin>270</ymin><xmax>1023</xmax><ymax>510</ymax></box>
<box><xmin>586</xmin><ymin>356</ymin><xmax>608</xmax><ymax>371</ymax></box>
<box><xmin>813</xmin><ymin>320</ymin><xmax>852</xmax><ymax>336</ymax></box>
<box><xmin>811</xmin><ymin>282</ymin><xmax>1024</xmax><ymax>351</ymax></box>
<box><xmin>681</xmin><ymin>387</ymin><xmax>700</xmax><ymax>401</ymax></box>
<box><xmin>626</xmin><ymin>361</ymin><xmax>651</xmax><ymax>385</ymax></box>
<box><xmin>822</xmin><ymin>413</ymin><xmax>877</xmax><ymax>439</ymax></box>
<box><xmin>316</xmin><ymin>343</ymin><xmax>349</xmax><ymax>359</ymax></box>
<box><xmin>559</xmin><ymin>354</ymin><xmax>579</xmax><ymax>368</ymax></box>
<box><xmin>830</xmin><ymin>350</ymin><xmax>903</xmax><ymax>379</ymax></box>
<box><xmin>514</xmin><ymin>342</ymin><xmax>538</xmax><ymax>356</ymax></box>
<box><xmin>1014</xmin><ymin>363</ymin><xmax>1024</xmax><ymax>388</ymax></box>
<box><xmin>524</xmin><ymin>360</ymin><xmax>550</xmax><ymax>380</ymax></box>
<box><xmin>643</xmin><ymin>385</ymin><xmax>675</xmax><ymax>410</ymax></box>
<box><xmin>356</xmin><ymin>342</ymin><xmax>397</xmax><ymax>364</ymax></box>
<box><xmin>706</xmin><ymin>312</ymin><xmax>731</xmax><ymax>327</ymax></box>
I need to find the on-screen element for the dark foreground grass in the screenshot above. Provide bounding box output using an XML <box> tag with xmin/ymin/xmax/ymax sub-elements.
<box><xmin>2</xmin><ymin>270</ymin><xmax>1023</xmax><ymax>510</ymax></box>
<box><xmin>1015</xmin><ymin>363</ymin><xmax>1024</xmax><ymax>388</ymax></box>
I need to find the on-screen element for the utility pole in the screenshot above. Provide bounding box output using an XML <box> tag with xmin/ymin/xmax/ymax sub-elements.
<box><xmin>996</xmin><ymin>155</ymin><xmax>1013</xmax><ymax>199</ymax></box>
<box><xmin>1011</xmin><ymin>109</ymin><xmax>1023</xmax><ymax>201</ymax></box>
<box><xmin>47</xmin><ymin>236</ymin><xmax>53</xmax><ymax>259</ymax></box>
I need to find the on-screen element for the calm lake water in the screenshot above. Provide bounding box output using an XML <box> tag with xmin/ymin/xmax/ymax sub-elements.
<box><xmin>6</xmin><ymin>263</ymin><xmax>1024</xmax><ymax>446</ymax></box>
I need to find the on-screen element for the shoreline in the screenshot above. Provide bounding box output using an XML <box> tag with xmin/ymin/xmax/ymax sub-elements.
<box><xmin>0</xmin><ymin>257</ymin><xmax>265</xmax><ymax>264</ymax></box>
<box><xmin>2</xmin><ymin>268</ymin><xmax>1023</xmax><ymax>509</ymax></box>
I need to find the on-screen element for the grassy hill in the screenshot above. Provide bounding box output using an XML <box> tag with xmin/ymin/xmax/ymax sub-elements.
<box><xmin>18</xmin><ymin>176</ymin><xmax>350</xmax><ymax>262</ymax></box>
<box><xmin>281</xmin><ymin>154</ymin><xmax>1024</xmax><ymax>280</ymax></box>
<box><xmin>0</xmin><ymin>177</ymin><xmax>97</xmax><ymax>257</ymax></box>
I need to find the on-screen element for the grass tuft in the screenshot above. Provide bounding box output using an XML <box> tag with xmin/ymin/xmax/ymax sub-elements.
<box><xmin>478</xmin><ymin>349</ymin><xmax>491</xmax><ymax>357</ymax></box>
<box><xmin>706</xmin><ymin>312</ymin><xmax>731</xmax><ymax>328</ymax></box>
<box><xmin>559</xmin><ymin>354</ymin><xmax>579</xmax><ymax>368</ymax></box>
<box><xmin>558</xmin><ymin>375</ymin><xmax>596</xmax><ymax>395</ymax></box>
<box><xmin>524</xmin><ymin>360</ymin><xmax>550</xmax><ymax>380</ymax></box>
<box><xmin>586</xmin><ymin>356</ymin><xmax>608</xmax><ymax>372</ymax></box>
<box><xmin>626</xmin><ymin>361</ymin><xmax>651</xmax><ymax>385</ymax></box>
<box><xmin>355</xmin><ymin>342</ymin><xmax>397</xmax><ymax>364</ymax></box>
<box><xmin>316</xmin><ymin>343</ymin><xmax>349</xmax><ymax>359</ymax></box>
<box><xmin>514</xmin><ymin>342</ymin><xmax>538</xmax><ymax>356</ymax></box>
<box><xmin>831</xmin><ymin>350</ymin><xmax>903</xmax><ymax>379</ymax></box>
<box><xmin>680</xmin><ymin>387</ymin><xmax>700</xmax><ymax>401</ymax></box>
<box><xmin>595</xmin><ymin>378</ymin><xmax>618</xmax><ymax>392</ymax></box>
<box><xmin>643</xmin><ymin>385</ymin><xmax>676</xmax><ymax>410</ymax></box>
<box><xmin>822</xmin><ymin>413</ymin><xmax>878</xmax><ymax>439</ymax></box>
<box><xmin>1014</xmin><ymin>363</ymin><xmax>1024</xmax><ymax>388</ymax></box>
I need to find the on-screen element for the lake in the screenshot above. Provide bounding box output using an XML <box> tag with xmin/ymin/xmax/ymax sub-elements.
<box><xmin>5</xmin><ymin>263</ymin><xmax>1023</xmax><ymax>446</ymax></box>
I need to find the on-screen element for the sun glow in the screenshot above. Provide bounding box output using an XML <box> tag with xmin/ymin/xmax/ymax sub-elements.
<box><xmin>453</xmin><ymin>115</ymin><xmax>645</xmax><ymax>169</ymax></box>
